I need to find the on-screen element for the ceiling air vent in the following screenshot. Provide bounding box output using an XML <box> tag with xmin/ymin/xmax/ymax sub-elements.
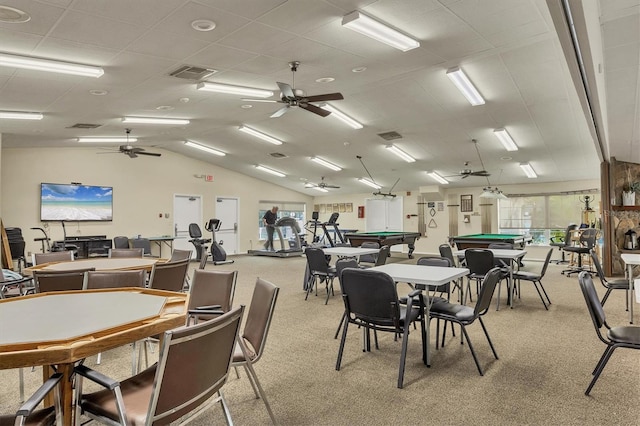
<box><xmin>169</xmin><ymin>65</ymin><xmax>217</xmax><ymax>81</ymax></box>
<box><xmin>377</xmin><ymin>131</ymin><xmax>402</xmax><ymax>141</ymax></box>
<box><xmin>67</xmin><ymin>123</ymin><xmax>102</xmax><ymax>129</ymax></box>
<box><xmin>270</xmin><ymin>152</ymin><xmax>288</xmax><ymax>158</ymax></box>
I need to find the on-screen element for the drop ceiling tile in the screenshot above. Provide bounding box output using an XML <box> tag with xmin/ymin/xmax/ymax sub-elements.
<box><xmin>604</xmin><ymin>41</ymin><xmax>640</xmax><ymax>71</ymax></box>
<box><xmin>602</xmin><ymin>13</ymin><xmax>640</xmax><ymax>48</ymax></box>
<box><xmin>257</xmin><ymin>0</ymin><xmax>343</xmax><ymax>35</ymax></box>
<box><xmin>159</xmin><ymin>1</ymin><xmax>251</xmax><ymax>42</ymax></box>
<box><xmin>184</xmin><ymin>44</ymin><xmax>258</xmax><ymax>70</ymax></box>
<box><xmin>194</xmin><ymin>0</ymin><xmax>287</xmax><ymax>20</ymax></box>
<box><xmin>128</xmin><ymin>30</ymin><xmax>210</xmax><ymax>61</ymax></box>
<box><xmin>69</xmin><ymin>0</ymin><xmax>184</xmax><ymax>27</ymax></box>
<box><xmin>34</xmin><ymin>37</ymin><xmax>118</xmax><ymax>65</ymax></box>
<box><xmin>217</xmin><ymin>22</ymin><xmax>297</xmax><ymax>53</ymax></box>
<box><xmin>0</xmin><ymin>1</ymin><xmax>65</xmax><ymax>35</ymax></box>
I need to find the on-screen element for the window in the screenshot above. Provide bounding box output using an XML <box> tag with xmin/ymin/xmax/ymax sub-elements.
<box><xmin>257</xmin><ymin>201</ymin><xmax>306</xmax><ymax>241</ymax></box>
<box><xmin>498</xmin><ymin>192</ymin><xmax>600</xmax><ymax>245</ymax></box>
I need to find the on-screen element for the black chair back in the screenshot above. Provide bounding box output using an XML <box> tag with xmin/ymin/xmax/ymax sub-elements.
<box><xmin>580</xmin><ymin>228</ymin><xmax>598</xmax><ymax>248</ymax></box>
<box><xmin>189</xmin><ymin>223</ymin><xmax>203</xmax><ymax>239</ymax></box>
<box><xmin>438</xmin><ymin>244</ymin><xmax>456</xmax><ymax>266</ymax></box>
<box><xmin>474</xmin><ymin>268</ymin><xmax>502</xmax><ymax>316</ymax></box>
<box><xmin>562</xmin><ymin>224</ymin><xmax>579</xmax><ymax>246</ymax></box>
<box><xmin>358</xmin><ymin>242</ymin><xmax>380</xmax><ymax>264</ymax></box>
<box><xmin>465</xmin><ymin>249</ymin><xmax>495</xmax><ymax>276</ymax></box>
<box><xmin>589</xmin><ymin>249</ymin><xmax>606</xmax><ymax>283</ymax></box>
<box><xmin>578</xmin><ymin>271</ymin><xmax>607</xmax><ymax>332</ymax></box>
<box><xmin>341</xmin><ymin>269</ymin><xmax>399</xmax><ymax>326</ymax></box>
<box><xmin>306</xmin><ymin>247</ymin><xmax>330</xmax><ymax>275</ymax></box>
<box><xmin>374</xmin><ymin>246</ymin><xmax>390</xmax><ymax>266</ymax></box>
<box><xmin>417</xmin><ymin>256</ymin><xmax>451</xmax><ymax>267</ymax></box>
<box><xmin>539</xmin><ymin>248</ymin><xmax>554</xmax><ymax>278</ymax></box>
<box><xmin>335</xmin><ymin>257</ymin><xmax>358</xmax><ymax>283</ymax></box>
<box><xmin>113</xmin><ymin>236</ymin><xmax>129</xmax><ymax>249</ymax></box>
<box><xmin>131</xmin><ymin>238</ymin><xmax>151</xmax><ymax>255</ymax></box>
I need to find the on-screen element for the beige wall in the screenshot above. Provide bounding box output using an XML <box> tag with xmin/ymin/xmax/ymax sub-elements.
<box><xmin>1</xmin><ymin>146</ymin><xmax>313</xmax><ymax>257</ymax></box>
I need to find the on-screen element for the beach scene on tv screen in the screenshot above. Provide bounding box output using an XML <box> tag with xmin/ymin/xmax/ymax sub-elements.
<box><xmin>41</xmin><ymin>184</ymin><xmax>113</xmax><ymax>221</ymax></box>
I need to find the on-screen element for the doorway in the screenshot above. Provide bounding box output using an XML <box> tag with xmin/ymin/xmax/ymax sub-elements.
<box><xmin>173</xmin><ymin>194</ymin><xmax>202</xmax><ymax>258</ymax></box>
<box><xmin>215</xmin><ymin>197</ymin><xmax>239</xmax><ymax>255</ymax></box>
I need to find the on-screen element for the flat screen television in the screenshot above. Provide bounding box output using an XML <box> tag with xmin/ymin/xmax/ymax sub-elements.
<box><xmin>40</xmin><ymin>183</ymin><xmax>113</xmax><ymax>221</ymax></box>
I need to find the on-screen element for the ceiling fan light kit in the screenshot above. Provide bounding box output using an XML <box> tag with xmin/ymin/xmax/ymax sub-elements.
<box><xmin>519</xmin><ymin>162</ymin><xmax>537</xmax><ymax>178</ymax></box>
<box><xmin>184</xmin><ymin>140</ymin><xmax>225</xmax><ymax>156</ymax></box>
<box><xmin>310</xmin><ymin>156</ymin><xmax>342</xmax><ymax>171</ymax></box>
<box><xmin>493</xmin><ymin>128</ymin><xmax>518</xmax><ymax>151</ymax></box>
<box><xmin>446</xmin><ymin>67</ymin><xmax>485</xmax><ymax>106</ymax></box>
<box><xmin>427</xmin><ymin>171</ymin><xmax>449</xmax><ymax>184</ymax></box>
<box><xmin>0</xmin><ymin>111</ymin><xmax>43</xmax><ymax>120</ymax></box>
<box><xmin>320</xmin><ymin>103</ymin><xmax>363</xmax><ymax>129</ymax></box>
<box><xmin>122</xmin><ymin>116</ymin><xmax>190</xmax><ymax>125</ymax></box>
<box><xmin>78</xmin><ymin>137</ymin><xmax>136</xmax><ymax>143</ymax></box>
<box><xmin>358</xmin><ymin>177</ymin><xmax>382</xmax><ymax>189</ymax></box>
<box><xmin>0</xmin><ymin>52</ymin><xmax>104</xmax><ymax>77</ymax></box>
<box><xmin>386</xmin><ymin>144</ymin><xmax>416</xmax><ymax>162</ymax></box>
<box><xmin>341</xmin><ymin>11</ymin><xmax>420</xmax><ymax>52</ymax></box>
<box><xmin>196</xmin><ymin>82</ymin><xmax>273</xmax><ymax>98</ymax></box>
<box><xmin>255</xmin><ymin>165</ymin><xmax>285</xmax><ymax>177</ymax></box>
<box><xmin>481</xmin><ymin>187</ymin><xmax>507</xmax><ymax>199</ymax></box>
<box><xmin>238</xmin><ymin>125</ymin><xmax>283</xmax><ymax>145</ymax></box>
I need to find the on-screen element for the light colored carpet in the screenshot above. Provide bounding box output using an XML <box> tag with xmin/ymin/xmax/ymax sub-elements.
<box><xmin>1</xmin><ymin>253</ymin><xmax>639</xmax><ymax>425</ymax></box>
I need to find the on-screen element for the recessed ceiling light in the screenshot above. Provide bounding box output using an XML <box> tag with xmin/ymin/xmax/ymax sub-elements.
<box><xmin>352</xmin><ymin>67</ymin><xmax>367</xmax><ymax>73</ymax></box>
<box><xmin>241</xmin><ymin>104</ymin><xmax>253</xmax><ymax>109</ymax></box>
<box><xmin>180</xmin><ymin>97</ymin><xmax>190</xmax><ymax>103</ymax></box>
<box><xmin>156</xmin><ymin>105</ymin><xmax>174</xmax><ymax>111</ymax></box>
<box><xmin>191</xmin><ymin>19</ymin><xmax>216</xmax><ymax>32</ymax></box>
<box><xmin>0</xmin><ymin>6</ymin><xmax>31</xmax><ymax>23</ymax></box>
<box><xmin>89</xmin><ymin>89</ymin><xmax>108</xmax><ymax>96</ymax></box>
<box><xmin>316</xmin><ymin>77</ymin><xmax>335</xmax><ymax>83</ymax></box>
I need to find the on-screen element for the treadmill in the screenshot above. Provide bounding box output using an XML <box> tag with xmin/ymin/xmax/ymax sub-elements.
<box><xmin>248</xmin><ymin>217</ymin><xmax>304</xmax><ymax>257</ymax></box>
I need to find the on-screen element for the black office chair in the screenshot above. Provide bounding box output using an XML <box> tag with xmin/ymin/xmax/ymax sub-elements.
<box><xmin>550</xmin><ymin>224</ymin><xmax>578</xmax><ymax>264</ymax></box>
<box><xmin>5</xmin><ymin>227</ymin><xmax>27</xmax><ymax>272</ymax></box>
<box><xmin>562</xmin><ymin>228</ymin><xmax>598</xmax><ymax>276</ymax></box>
<box><xmin>336</xmin><ymin>268</ymin><xmax>427</xmax><ymax>388</ymax></box>
<box><xmin>112</xmin><ymin>236</ymin><xmax>130</xmax><ymax>249</ymax></box>
<box><xmin>430</xmin><ymin>267</ymin><xmax>502</xmax><ymax>375</ymax></box>
<box><xmin>590</xmin><ymin>249</ymin><xmax>629</xmax><ymax>310</ymax></box>
<box><xmin>131</xmin><ymin>237</ymin><xmax>152</xmax><ymax>256</ymax></box>
<box><xmin>577</xmin><ymin>271</ymin><xmax>640</xmax><ymax>395</ymax></box>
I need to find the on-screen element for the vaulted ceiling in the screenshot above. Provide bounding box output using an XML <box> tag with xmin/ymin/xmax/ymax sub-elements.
<box><xmin>0</xmin><ymin>0</ymin><xmax>637</xmax><ymax>195</ymax></box>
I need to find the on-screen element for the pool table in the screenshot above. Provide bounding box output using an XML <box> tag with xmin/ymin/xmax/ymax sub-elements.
<box><xmin>345</xmin><ymin>231</ymin><xmax>421</xmax><ymax>258</ymax></box>
<box><xmin>449</xmin><ymin>233</ymin><xmax>532</xmax><ymax>250</ymax></box>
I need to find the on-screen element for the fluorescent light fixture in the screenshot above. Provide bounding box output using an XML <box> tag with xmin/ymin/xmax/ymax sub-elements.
<box><xmin>358</xmin><ymin>178</ymin><xmax>382</xmax><ymax>189</ymax></box>
<box><xmin>238</xmin><ymin>125</ymin><xmax>283</xmax><ymax>145</ymax></box>
<box><xmin>321</xmin><ymin>103</ymin><xmax>363</xmax><ymax>129</ymax></box>
<box><xmin>493</xmin><ymin>128</ymin><xmax>518</xmax><ymax>151</ymax></box>
<box><xmin>184</xmin><ymin>140</ymin><xmax>225</xmax><ymax>156</ymax></box>
<box><xmin>0</xmin><ymin>111</ymin><xmax>43</xmax><ymax>120</ymax></box>
<box><xmin>342</xmin><ymin>11</ymin><xmax>420</xmax><ymax>52</ymax></box>
<box><xmin>310</xmin><ymin>156</ymin><xmax>342</xmax><ymax>171</ymax></box>
<box><xmin>0</xmin><ymin>52</ymin><xmax>104</xmax><ymax>77</ymax></box>
<box><xmin>77</xmin><ymin>137</ymin><xmax>137</xmax><ymax>143</ymax></box>
<box><xmin>446</xmin><ymin>67</ymin><xmax>485</xmax><ymax>106</ymax></box>
<box><xmin>122</xmin><ymin>116</ymin><xmax>190</xmax><ymax>125</ymax></box>
<box><xmin>385</xmin><ymin>144</ymin><xmax>415</xmax><ymax>163</ymax></box>
<box><xmin>196</xmin><ymin>82</ymin><xmax>273</xmax><ymax>98</ymax></box>
<box><xmin>519</xmin><ymin>162</ymin><xmax>537</xmax><ymax>178</ymax></box>
<box><xmin>313</xmin><ymin>186</ymin><xmax>329</xmax><ymax>193</ymax></box>
<box><xmin>255</xmin><ymin>165</ymin><xmax>285</xmax><ymax>177</ymax></box>
<box><xmin>427</xmin><ymin>171</ymin><xmax>449</xmax><ymax>185</ymax></box>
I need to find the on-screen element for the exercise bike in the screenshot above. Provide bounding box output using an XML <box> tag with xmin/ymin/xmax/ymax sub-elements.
<box><xmin>205</xmin><ymin>219</ymin><xmax>233</xmax><ymax>265</ymax></box>
<box><xmin>188</xmin><ymin>219</ymin><xmax>234</xmax><ymax>268</ymax></box>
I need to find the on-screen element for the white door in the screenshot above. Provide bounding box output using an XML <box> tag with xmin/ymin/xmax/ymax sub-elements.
<box><xmin>215</xmin><ymin>197</ymin><xmax>239</xmax><ymax>255</ymax></box>
<box><xmin>173</xmin><ymin>194</ymin><xmax>202</xmax><ymax>258</ymax></box>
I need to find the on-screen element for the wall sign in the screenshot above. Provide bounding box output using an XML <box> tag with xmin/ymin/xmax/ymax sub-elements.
<box><xmin>460</xmin><ymin>194</ymin><xmax>473</xmax><ymax>212</ymax></box>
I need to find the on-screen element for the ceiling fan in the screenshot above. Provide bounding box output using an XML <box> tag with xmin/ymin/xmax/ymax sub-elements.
<box><xmin>243</xmin><ymin>61</ymin><xmax>344</xmax><ymax>118</ymax></box>
<box><xmin>98</xmin><ymin>129</ymin><xmax>161</xmax><ymax>158</ymax></box>
<box><xmin>304</xmin><ymin>176</ymin><xmax>341</xmax><ymax>189</ymax></box>
<box><xmin>447</xmin><ymin>139</ymin><xmax>491</xmax><ymax>179</ymax></box>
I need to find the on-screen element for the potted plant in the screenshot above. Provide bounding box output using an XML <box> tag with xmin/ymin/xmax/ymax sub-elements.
<box><xmin>622</xmin><ymin>168</ymin><xmax>639</xmax><ymax>206</ymax></box>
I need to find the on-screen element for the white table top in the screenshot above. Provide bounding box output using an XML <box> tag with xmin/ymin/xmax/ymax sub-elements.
<box><xmin>369</xmin><ymin>263</ymin><xmax>469</xmax><ymax>286</ymax></box>
<box><xmin>621</xmin><ymin>253</ymin><xmax>640</xmax><ymax>265</ymax></box>
<box><xmin>454</xmin><ymin>248</ymin><xmax>527</xmax><ymax>260</ymax></box>
<box><xmin>322</xmin><ymin>247</ymin><xmax>380</xmax><ymax>257</ymax></box>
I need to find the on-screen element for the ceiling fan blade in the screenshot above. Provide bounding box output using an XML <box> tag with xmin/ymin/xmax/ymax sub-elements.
<box><xmin>241</xmin><ymin>98</ymin><xmax>279</xmax><ymax>103</ymax></box>
<box><xmin>300</xmin><ymin>103</ymin><xmax>331</xmax><ymax>117</ymax></box>
<box><xmin>303</xmin><ymin>92</ymin><xmax>344</xmax><ymax>102</ymax></box>
<box><xmin>136</xmin><ymin>151</ymin><xmax>161</xmax><ymax>157</ymax></box>
<box><xmin>127</xmin><ymin>152</ymin><xmax>137</xmax><ymax>158</ymax></box>
<box><xmin>325</xmin><ymin>184</ymin><xmax>340</xmax><ymax>189</ymax></box>
<box><xmin>471</xmin><ymin>171</ymin><xmax>490</xmax><ymax>176</ymax></box>
<box><xmin>270</xmin><ymin>106</ymin><xmax>289</xmax><ymax>118</ymax></box>
<box><xmin>276</xmin><ymin>82</ymin><xmax>296</xmax><ymax>100</ymax></box>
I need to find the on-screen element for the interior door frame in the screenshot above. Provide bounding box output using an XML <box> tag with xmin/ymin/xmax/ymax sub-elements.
<box><xmin>173</xmin><ymin>194</ymin><xmax>203</xmax><ymax>257</ymax></box>
<box><xmin>216</xmin><ymin>196</ymin><xmax>239</xmax><ymax>255</ymax></box>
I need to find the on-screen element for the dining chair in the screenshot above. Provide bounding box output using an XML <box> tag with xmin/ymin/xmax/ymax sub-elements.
<box><xmin>337</xmin><ymin>268</ymin><xmax>427</xmax><ymax>389</ymax></box>
<box><xmin>187</xmin><ymin>269</ymin><xmax>238</xmax><ymax>325</ymax></box>
<box><xmin>147</xmin><ymin>258</ymin><xmax>190</xmax><ymax>292</ymax></box>
<box><xmin>577</xmin><ymin>271</ymin><xmax>640</xmax><ymax>395</ymax></box>
<box><xmin>357</xmin><ymin>241</ymin><xmax>380</xmax><ymax>265</ymax></box>
<box><xmin>439</xmin><ymin>243</ymin><xmax>458</xmax><ymax>267</ymax></box>
<box><xmin>112</xmin><ymin>236</ymin><xmax>130</xmax><ymax>249</ymax></box>
<box><xmin>0</xmin><ymin>373</ymin><xmax>63</xmax><ymax>426</ymax></box>
<box><xmin>107</xmin><ymin>248</ymin><xmax>143</xmax><ymax>258</ymax></box>
<box><xmin>589</xmin><ymin>249</ymin><xmax>629</xmax><ymax>310</ymax></box>
<box><xmin>232</xmin><ymin>278</ymin><xmax>279</xmax><ymax>424</ymax></box>
<box><xmin>83</xmin><ymin>270</ymin><xmax>146</xmax><ymax>290</ymax></box>
<box><xmin>74</xmin><ymin>307</ymin><xmax>244</xmax><ymax>426</ymax></box>
<box><xmin>32</xmin><ymin>250</ymin><xmax>73</xmax><ymax>266</ymax></box>
<box><xmin>464</xmin><ymin>249</ymin><xmax>495</xmax><ymax>304</ymax></box>
<box><xmin>333</xmin><ymin>257</ymin><xmax>359</xmax><ymax>339</ymax></box>
<box><xmin>511</xmin><ymin>248</ymin><xmax>554</xmax><ymax>309</ymax></box>
<box><xmin>429</xmin><ymin>267</ymin><xmax>502</xmax><ymax>375</ymax></box>
<box><xmin>304</xmin><ymin>247</ymin><xmax>337</xmax><ymax>304</ymax></box>
<box><xmin>33</xmin><ymin>268</ymin><xmax>95</xmax><ymax>293</ymax></box>
<box><xmin>131</xmin><ymin>237</ymin><xmax>152</xmax><ymax>256</ymax></box>
<box><xmin>169</xmin><ymin>248</ymin><xmax>193</xmax><ymax>261</ymax></box>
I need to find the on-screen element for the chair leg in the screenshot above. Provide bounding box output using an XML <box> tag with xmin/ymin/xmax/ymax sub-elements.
<box><xmin>241</xmin><ymin>364</ymin><xmax>260</xmax><ymax>399</ymax></box>
<box><xmin>242</xmin><ymin>361</ymin><xmax>277</xmax><ymax>424</ymax></box>
<box><xmin>304</xmin><ymin>276</ymin><xmax>315</xmax><ymax>301</ymax></box>
<box><xmin>591</xmin><ymin>346</ymin><xmax>613</xmax><ymax>375</ymax></box>
<box><xmin>334</xmin><ymin>311</ymin><xmax>346</xmax><ymax>339</ymax></box>
<box><xmin>531</xmin><ymin>280</ymin><xmax>549</xmax><ymax>310</ymax></box>
<box><xmin>601</xmin><ymin>288</ymin><xmax>613</xmax><ymax>306</ymax></box>
<box><xmin>336</xmin><ymin>320</ymin><xmax>349</xmax><ymax>370</ymax></box>
<box><xmin>478</xmin><ymin>317</ymin><xmax>498</xmax><ymax>360</ymax></box>
<box><xmin>460</xmin><ymin>325</ymin><xmax>484</xmax><ymax>376</ymax></box>
<box><xmin>96</xmin><ymin>351</ymin><xmax>102</xmax><ymax>365</ymax></box>
<box><xmin>538</xmin><ymin>280</ymin><xmax>552</xmax><ymax>306</ymax></box>
<box><xmin>435</xmin><ymin>319</ymin><xmax>440</xmax><ymax>350</ymax></box>
<box><xmin>218</xmin><ymin>390</ymin><xmax>234</xmax><ymax>426</ymax></box>
<box><xmin>586</xmin><ymin>346</ymin><xmax>617</xmax><ymax>395</ymax></box>
<box><xmin>397</xmin><ymin>324</ymin><xmax>411</xmax><ymax>388</ymax></box>
<box><xmin>18</xmin><ymin>368</ymin><xmax>24</xmax><ymax>403</ymax></box>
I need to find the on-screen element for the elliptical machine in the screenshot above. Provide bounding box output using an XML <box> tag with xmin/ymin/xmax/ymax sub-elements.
<box><xmin>205</xmin><ymin>219</ymin><xmax>234</xmax><ymax>265</ymax></box>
